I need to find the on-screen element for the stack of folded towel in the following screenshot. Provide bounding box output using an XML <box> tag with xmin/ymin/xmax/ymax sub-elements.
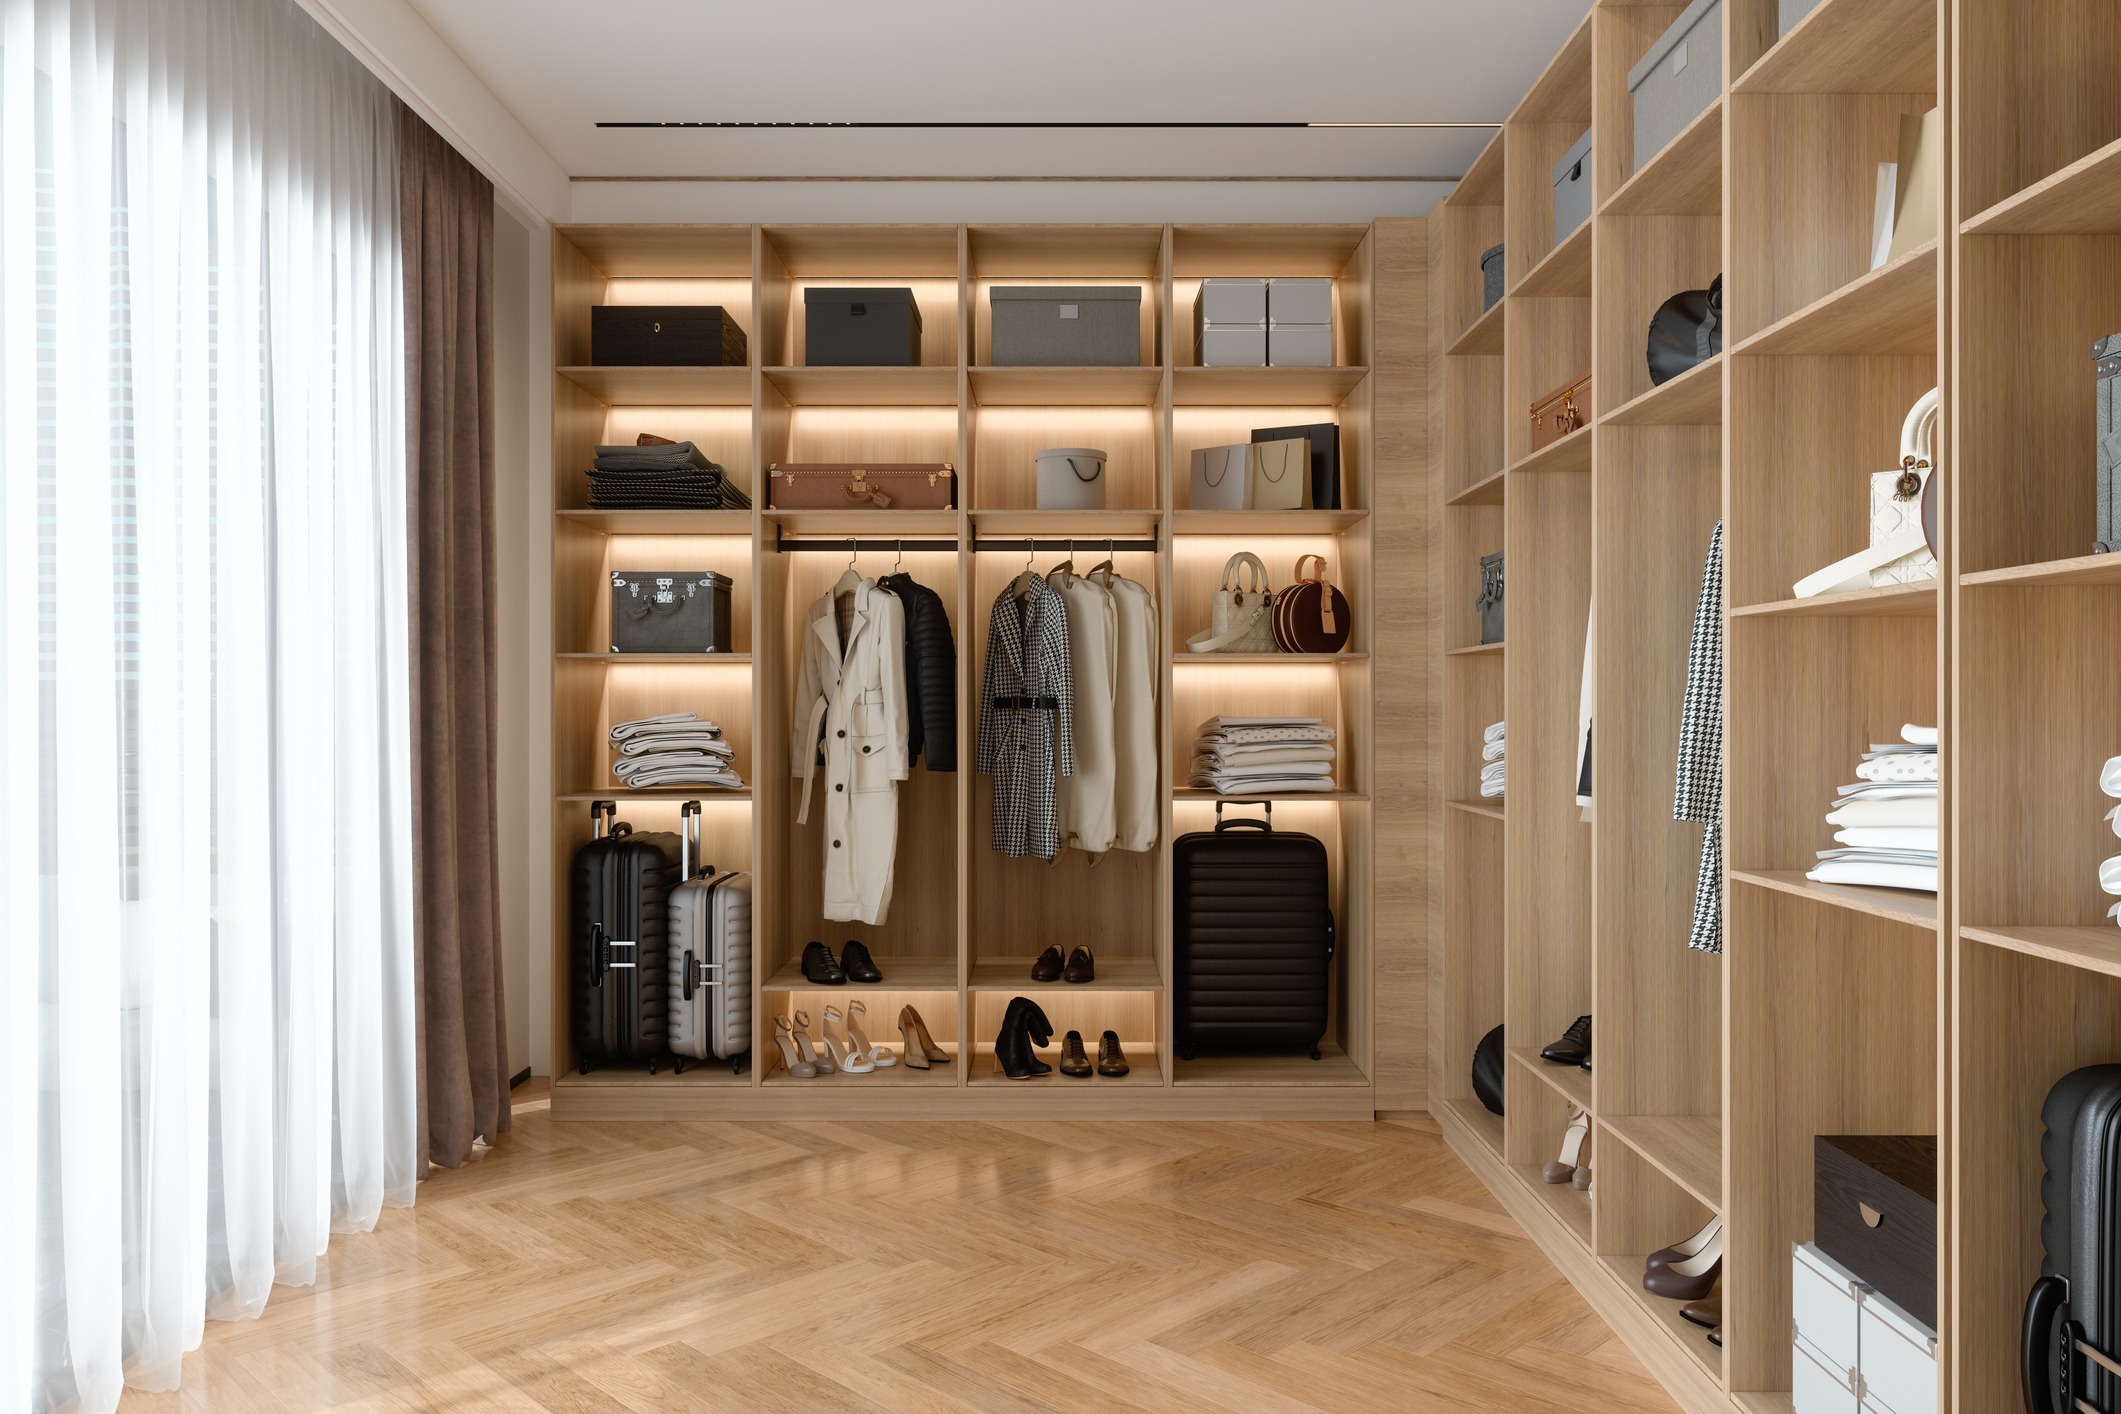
<box><xmin>1480</xmin><ymin>720</ymin><xmax>1506</xmax><ymax>799</ymax></box>
<box><xmin>1805</xmin><ymin>724</ymin><xmax>1937</xmax><ymax>893</ymax></box>
<box><xmin>608</xmin><ymin>711</ymin><xmax>746</xmax><ymax>790</ymax></box>
<box><xmin>1188</xmin><ymin>716</ymin><xmax>1339</xmax><ymax>794</ymax></box>
<box><xmin>587</xmin><ymin>436</ymin><xmax>751</xmax><ymax>510</ymax></box>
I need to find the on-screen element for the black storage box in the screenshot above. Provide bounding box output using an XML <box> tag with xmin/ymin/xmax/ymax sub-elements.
<box><xmin>804</xmin><ymin>287</ymin><xmax>922</xmax><ymax>366</ymax></box>
<box><xmin>591</xmin><ymin>306</ymin><xmax>747</xmax><ymax>367</ymax></box>
<box><xmin>1252</xmin><ymin>421</ymin><xmax>1341</xmax><ymax>510</ymax></box>
<box><xmin>1814</xmin><ymin>1134</ymin><xmax>1938</xmax><ymax>1329</ymax></box>
<box><xmin>610</xmin><ymin>571</ymin><xmax>734</xmax><ymax>655</ymax></box>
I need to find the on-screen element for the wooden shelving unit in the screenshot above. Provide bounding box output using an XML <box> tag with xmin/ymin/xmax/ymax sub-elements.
<box><xmin>1429</xmin><ymin>2</ymin><xmax>1989</xmax><ymax>1411</ymax></box>
<box><xmin>547</xmin><ymin>222</ymin><xmax>1419</xmax><ymax>1122</ymax></box>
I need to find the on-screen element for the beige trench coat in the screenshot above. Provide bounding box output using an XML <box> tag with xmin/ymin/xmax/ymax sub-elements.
<box><xmin>791</xmin><ymin>580</ymin><xmax>909</xmax><ymax>923</ymax></box>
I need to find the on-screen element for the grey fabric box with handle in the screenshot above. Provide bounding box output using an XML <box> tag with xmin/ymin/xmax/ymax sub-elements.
<box><xmin>991</xmin><ymin>285</ymin><xmax>1142</xmax><ymax>366</ymax></box>
<box><xmin>1629</xmin><ymin>0</ymin><xmax>1722</xmax><ymax>170</ymax></box>
<box><xmin>610</xmin><ymin>571</ymin><xmax>733</xmax><ymax>654</ymax></box>
<box><xmin>1552</xmin><ymin>128</ymin><xmax>1594</xmax><ymax>243</ymax></box>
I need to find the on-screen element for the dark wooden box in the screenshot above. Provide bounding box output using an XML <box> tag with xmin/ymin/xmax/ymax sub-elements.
<box><xmin>1814</xmin><ymin>1134</ymin><xmax>1938</xmax><ymax>1330</ymax></box>
<box><xmin>591</xmin><ymin>305</ymin><xmax>747</xmax><ymax>367</ymax></box>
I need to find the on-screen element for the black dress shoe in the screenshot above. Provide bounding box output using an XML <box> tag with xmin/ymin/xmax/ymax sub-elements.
<box><xmin>839</xmin><ymin>939</ymin><xmax>883</xmax><ymax>984</ymax></box>
<box><xmin>801</xmin><ymin>940</ymin><xmax>846</xmax><ymax>985</ymax></box>
<box><xmin>1030</xmin><ymin>946</ymin><xmax>1064</xmax><ymax>982</ymax></box>
<box><xmin>1540</xmin><ymin>1014</ymin><xmax>1591</xmax><ymax>1066</ymax></box>
<box><xmin>994</xmin><ymin>997</ymin><xmax>1054</xmax><ymax>1079</ymax></box>
<box><xmin>1057</xmin><ymin>1030</ymin><xmax>1093</xmax><ymax>1077</ymax></box>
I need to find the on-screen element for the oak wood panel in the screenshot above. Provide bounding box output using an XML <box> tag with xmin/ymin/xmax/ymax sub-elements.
<box><xmin>1956</xmin><ymin>0</ymin><xmax>2121</xmax><ymax>219</ymax></box>
<box><xmin>1591</xmin><ymin>3</ymin><xmax>1691</xmax><ymax>204</ymax></box>
<box><xmin>1732</xmin><ymin>0</ymin><xmax>1936</xmax><ymax>94</ymax></box>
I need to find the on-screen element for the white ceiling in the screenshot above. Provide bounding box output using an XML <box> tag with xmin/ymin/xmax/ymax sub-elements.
<box><xmin>401</xmin><ymin>0</ymin><xmax>1588</xmax><ymax>186</ymax></box>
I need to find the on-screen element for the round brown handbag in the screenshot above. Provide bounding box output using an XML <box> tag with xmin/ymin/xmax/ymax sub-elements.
<box><xmin>1271</xmin><ymin>554</ymin><xmax>1351</xmax><ymax>654</ymax></box>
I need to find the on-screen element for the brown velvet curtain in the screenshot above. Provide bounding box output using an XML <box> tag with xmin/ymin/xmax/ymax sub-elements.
<box><xmin>400</xmin><ymin>102</ymin><xmax>510</xmax><ymax>1171</ymax></box>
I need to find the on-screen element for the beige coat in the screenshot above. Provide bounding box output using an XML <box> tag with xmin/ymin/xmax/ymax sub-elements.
<box><xmin>1050</xmin><ymin>568</ymin><xmax>1118</xmax><ymax>854</ymax></box>
<box><xmin>1094</xmin><ymin>567</ymin><xmax>1160</xmax><ymax>852</ymax></box>
<box><xmin>791</xmin><ymin>580</ymin><xmax>909</xmax><ymax>924</ymax></box>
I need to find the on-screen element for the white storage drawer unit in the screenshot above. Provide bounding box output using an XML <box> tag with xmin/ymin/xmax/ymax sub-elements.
<box><xmin>1791</xmin><ymin>1242</ymin><xmax>1936</xmax><ymax>1414</ymax></box>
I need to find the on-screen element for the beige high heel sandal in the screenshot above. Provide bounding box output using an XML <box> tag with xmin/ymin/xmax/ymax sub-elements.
<box><xmin>773</xmin><ymin>1015</ymin><xmax>818</xmax><ymax>1079</ymax></box>
<box><xmin>899</xmin><ymin>1005</ymin><xmax>950</xmax><ymax>1066</ymax></box>
<box><xmin>846</xmin><ymin>1000</ymin><xmax>897</xmax><ymax>1068</ymax></box>
<box><xmin>790</xmin><ymin>1009</ymin><xmax>835</xmax><ymax>1075</ymax></box>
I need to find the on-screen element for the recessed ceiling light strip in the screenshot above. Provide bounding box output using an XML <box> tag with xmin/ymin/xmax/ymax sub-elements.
<box><xmin>593</xmin><ymin>120</ymin><xmax>1499</xmax><ymax>130</ymax></box>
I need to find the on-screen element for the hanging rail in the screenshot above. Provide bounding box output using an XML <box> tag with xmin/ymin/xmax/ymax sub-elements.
<box><xmin>771</xmin><ymin>531</ymin><xmax>1158</xmax><ymax>554</ymax></box>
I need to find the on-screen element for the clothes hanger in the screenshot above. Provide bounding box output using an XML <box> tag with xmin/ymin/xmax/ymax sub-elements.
<box><xmin>831</xmin><ymin>540</ymin><xmax>864</xmax><ymax>597</ymax></box>
<box><xmin>892</xmin><ymin>538</ymin><xmax>904</xmax><ymax>576</ymax></box>
<box><xmin>1009</xmin><ymin>540</ymin><xmax>1038</xmax><ymax>598</ymax></box>
<box><xmin>1050</xmin><ymin>538</ymin><xmax>1076</xmax><ymax>580</ymax></box>
<box><xmin>1087</xmin><ymin>537</ymin><xmax>1117</xmax><ymax>580</ymax></box>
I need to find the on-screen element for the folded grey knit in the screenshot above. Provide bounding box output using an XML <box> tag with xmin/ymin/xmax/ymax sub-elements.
<box><xmin>593</xmin><ymin>440</ymin><xmax>712</xmax><ymax>470</ymax></box>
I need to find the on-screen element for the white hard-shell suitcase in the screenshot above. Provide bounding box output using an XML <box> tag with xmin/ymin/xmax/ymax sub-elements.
<box><xmin>665</xmin><ymin>800</ymin><xmax>752</xmax><ymax>1071</ymax></box>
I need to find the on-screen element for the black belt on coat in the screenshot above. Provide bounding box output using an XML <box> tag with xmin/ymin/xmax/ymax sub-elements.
<box><xmin>991</xmin><ymin>695</ymin><xmax>1060</xmax><ymax>710</ymax></box>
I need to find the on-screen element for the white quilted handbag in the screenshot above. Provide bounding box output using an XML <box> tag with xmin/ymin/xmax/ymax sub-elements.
<box><xmin>1186</xmin><ymin>551</ymin><xmax>1280</xmax><ymax>654</ymax></box>
<box><xmin>1792</xmin><ymin>387</ymin><xmax>1940</xmax><ymax>598</ymax></box>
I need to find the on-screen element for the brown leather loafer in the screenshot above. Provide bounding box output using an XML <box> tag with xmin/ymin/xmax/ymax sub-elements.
<box><xmin>1030</xmin><ymin>946</ymin><xmax>1064</xmax><ymax>982</ymax></box>
<box><xmin>1679</xmin><ymin>1293</ymin><xmax>1720</xmax><ymax>1329</ymax></box>
<box><xmin>1058</xmin><ymin>1030</ymin><xmax>1093</xmax><ymax>1077</ymax></box>
<box><xmin>1063</xmin><ymin>946</ymin><xmax>1095</xmax><ymax>983</ymax></box>
<box><xmin>1097</xmin><ymin>1031</ymin><xmax>1129</xmax><ymax>1077</ymax></box>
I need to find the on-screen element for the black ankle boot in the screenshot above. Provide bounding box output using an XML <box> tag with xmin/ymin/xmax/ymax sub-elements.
<box><xmin>994</xmin><ymin>997</ymin><xmax>1054</xmax><ymax>1080</ymax></box>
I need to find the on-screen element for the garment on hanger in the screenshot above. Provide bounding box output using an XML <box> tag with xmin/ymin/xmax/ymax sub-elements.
<box><xmin>1049</xmin><ymin>565</ymin><xmax>1119</xmax><ymax>854</ymax></box>
<box><xmin>1673</xmin><ymin>521</ymin><xmax>1724</xmax><ymax>954</ymax></box>
<box><xmin>792</xmin><ymin>578</ymin><xmax>910</xmax><ymax>923</ymax></box>
<box><xmin>977</xmin><ymin>573</ymin><xmax>1074</xmax><ymax>860</ymax></box>
<box><xmin>1576</xmin><ymin>595</ymin><xmax>1594</xmax><ymax>810</ymax></box>
<box><xmin>1094</xmin><ymin>564</ymin><xmax>1159</xmax><ymax>852</ymax></box>
<box><xmin>878</xmin><ymin>570</ymin><xmax>956</xmax><ymax>771</ymax></box>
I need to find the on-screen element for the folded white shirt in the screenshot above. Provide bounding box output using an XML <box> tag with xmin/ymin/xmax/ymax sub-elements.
<box><xmin>1901</xmin><ymin>723</ymin><xmax>1938</xmax><ymax>747</ymax></box>
<box><xmin>1483</xmin><ymin>721</ymin><xmax>1506</xmax><ymax>744</ymax></box>
<box><xmin>1807</xmin><ymin>860</ymin><xmax>1938</xmax><ymax>892</ymax></box>
<box><xmin>1481</xmin><ymin>739</ymin><xmax>1506</xmax><ymax>762</ymax></box>
<box><xmin>617</xmin><ymin>766</ymin><xmax>747</xmax><ymax>789</ymax></box>
<box><xmin>613</xmin><ymin>750</ymin><xmax>739</xmax><ymax>778</ymax></box>
<box><xmin>1479</xmin><ymin>777</ymin><xmax>1505</xmax><ymax>799</ymax></box>
<box><xmin>1826</xmin><ymin>796</ymin><xmax>1938</xmax><ymax>827</ymax></box>
<box><xmin>1857</xmin><ymin>752</ymin><xmax>1939</xmax><ymax>784</ymax></box>
<box><xmin>618</xmin><ymin>732</ymin><xmax>732</xmax><ymax>756</ymax></box>
<box><xmin>1193</xmin><ymin>756</ymin><xmax>1334</xmax><ymax>779</ymax></box>
<box><xmin>1189</xmin><ymin>767</ymin><xmax>1340</xmax><ymax>793</ymax></box>
<box><xmin>1202</xmin><ymin>744</ymin><xmax>1336</xmax><ymax>767</ymax></box>
<box><xmin>1197</xmin><ymin>724</ymin><xmax>1338</xmax><ymax>746</ymax></box>
<box><xmin>1833</xmin><ymin>827</ymin><xmax>1939</xmax><ymax>852</ymax></box>
<box><xmin>1479</xmin><ymin>760</ymin><xmax>1506</xmax><ymax>782</ymax></box>
<box><xmin>1198</xmin><ymin>715</ymin><xmax>1324</xmax><ymax>731</ymax></box>
<box><xmin>609</xmin><ymin>711</ymin><xmax>711</xmax><ymax>744</ymax></box>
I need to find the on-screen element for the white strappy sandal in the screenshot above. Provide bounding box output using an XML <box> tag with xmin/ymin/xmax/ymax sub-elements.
<box><xmin>846</xmin><ymin>1000</ymin><xmax>897</xmax><ymax>1068</ymax></box>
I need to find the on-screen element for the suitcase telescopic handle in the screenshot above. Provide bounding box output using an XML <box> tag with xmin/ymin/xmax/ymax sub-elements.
<box><xmin>1213</xmin><ymin>799</ymin><xmax>1273</xmax><ymax>833</ymax></box>
<box><xmin>592</xmin><ymin>799</ymin><xmax>616</xmax><ymax>839</ymax></box>
<box><xmin>681</xmin><ymin>799</ymin><xmax>705</xmax><ymax>880</ymax></box>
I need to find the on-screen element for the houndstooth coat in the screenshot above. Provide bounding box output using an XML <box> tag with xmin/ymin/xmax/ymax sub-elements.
<box><xmin>977</xmin><ymin>574</ymin><xmax>1074</xmax><ymax>859</ymax></box>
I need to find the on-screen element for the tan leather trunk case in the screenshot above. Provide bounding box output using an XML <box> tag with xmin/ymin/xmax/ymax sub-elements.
<box><xmin>765</xmin><ymin>462</ymin><xmax>956</xmax><ymax>511</ymax></box>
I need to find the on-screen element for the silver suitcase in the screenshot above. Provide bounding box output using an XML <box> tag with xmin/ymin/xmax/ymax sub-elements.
<box><xmin>665</xmin><ymin>800</ymin><xmax>752</xmax><ymax>1070</ymax></box>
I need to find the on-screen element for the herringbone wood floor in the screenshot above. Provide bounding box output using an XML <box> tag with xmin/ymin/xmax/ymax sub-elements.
<box><xmin>119</xmin><ymin>1091</ymin><xmax>1680</xmax><ymax>1413</ymax></box>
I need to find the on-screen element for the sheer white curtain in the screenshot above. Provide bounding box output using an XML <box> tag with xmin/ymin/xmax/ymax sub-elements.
<box><xmin>0</xmin><ymin>0</ymin><xmax>417</xmax><ymax>1408</ymax></box>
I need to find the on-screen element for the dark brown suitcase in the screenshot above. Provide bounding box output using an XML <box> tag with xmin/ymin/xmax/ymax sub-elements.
<box><xmin>591</xmin><ymin>305</ymin><xmax>747</xmax><ymax>367</ymax></box>
<box><xmin>1173</xmin><ymin>801</ymin><xmax>1334</xmax><ymax>1058</ymax></box>
<box><xmin>765</xmin><ymin>462</ymin><xmax>956</xmax><ymax>511</ymax></box>
<box><xmin>1814</xmin><ymin>1134</ymin><xmax>1938</xmax><ymax>1330</ymax></box>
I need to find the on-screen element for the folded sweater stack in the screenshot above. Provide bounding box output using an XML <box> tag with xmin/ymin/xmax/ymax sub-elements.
<box><xmin>587</xmin><ymin>437</ymin><xmax>751</xmax><ymax>510</ymax></box>
<box><xmin>1805</xmin><ymin>724</ymin><xmax>1937</xmax><ymax>893</ymax></box>
<box><xmin>1188</xmin><ymin>716</ymin><xmax>1339</xmax><ymax>794</ymax></box>
<box><xmin>608</xmin><ymin>711</ymin><xmax>746</xmax><ymax>790</ymax></box>
<box><xmin>1479</xmin><ymin>720</ymin><xmax>1505</xmax><ymax>799</ymax></box>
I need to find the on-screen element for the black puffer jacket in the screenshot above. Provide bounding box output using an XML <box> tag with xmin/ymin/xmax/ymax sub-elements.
<box><xmin>879</xmin><ymin>572</ymin><xmax>957</xmax><ymax>771</ymax></box>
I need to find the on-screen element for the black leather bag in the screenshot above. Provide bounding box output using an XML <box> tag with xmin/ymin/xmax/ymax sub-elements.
<box><xmin>1645</xmin><ymin>275</ymin><xmax>1723</xmax><ymax>386</ymax></box>
<box><xmin>1472</xmin><ymin>1025</ymin><xmax>1506</xmax><ymax>1115</ymax></box>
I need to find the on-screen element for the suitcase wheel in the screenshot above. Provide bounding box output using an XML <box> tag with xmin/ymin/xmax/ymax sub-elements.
<box><xmin>1180</xmin><ymin>1045</ymin><xmax>1196</xmax><ymax>1061</ymax></box>
<box><xmin>674</xmin><ymin>1058</ymin><xmax>686</xmax><ymax>1075</ymax></box>
<box><xmin>578</xmin><ymin>1059</ymin><xmax>590</xmax><ymax>1075</ymax></box>
<box><xmin>648</xmin><ymin>1058</ymin><xmax>660</xmax><ymax>1076</ymax></box>
<box><xmin>1310</xmin><ymin>1047</ymin><xmax>1322</xmax><ymax>1061</ymax></box>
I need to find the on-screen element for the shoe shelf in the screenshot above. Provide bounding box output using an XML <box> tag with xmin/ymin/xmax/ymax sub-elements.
<box><xmin>544</xmin><ymin>219</ymin><xmax>1414</xmax><ymax>1125</ymax></box>
<box><xmin>1509</xmin><ymin>1045</ymin><xmax>1591</xmax><ymax>1114</ymax></box>
<box><xmin>1434</xmin><ymin>0</ymin><xmax>1977</xmax><ymax>1409</ymax></box>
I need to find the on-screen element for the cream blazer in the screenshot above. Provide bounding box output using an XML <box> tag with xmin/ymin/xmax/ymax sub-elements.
<box><xmin>791</xmin><ymin>580</ymin><xmax>909</xmax><ymax>924</ymax></box>
<box><xmin>1050</xmin><ymin>568</ymin><xmax>1118</xmax><ymax>854</ymax></box>
<box><xmin>1095</xmin><ymin>567</ymin><xmax>1159</xmax><ymax>853</ymax></box>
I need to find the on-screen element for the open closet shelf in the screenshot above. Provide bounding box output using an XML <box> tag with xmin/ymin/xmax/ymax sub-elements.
<box><xmin>546</xmin><ymin>219</ymin><xmax>1405</xmax><ymax>1123</ymax></box>
<box><xmin>1427</xmin><ymin>0</ymin><xmax>2016</xmax><ymax>1409</ymax></box>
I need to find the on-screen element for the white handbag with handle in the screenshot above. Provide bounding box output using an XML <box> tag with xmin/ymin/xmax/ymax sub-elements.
<box><xmin>1793</xmin><ymin>387</ymin><xmax>1940</xmax><ymax>598</ymax></box>
<box><xmin>1185</xmin><ymin>551</ymin><xmax>1280</xmax><ymax>654</ymax></box>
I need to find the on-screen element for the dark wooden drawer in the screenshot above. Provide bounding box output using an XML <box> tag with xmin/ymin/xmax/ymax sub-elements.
<box><xmin>1814</xmin><ymin>1134</ymin><xmax>1938</xmax><ymax>1330</ymax></box>
<box><xmin>591</xmin><ymin>305</ymin><xmax>747</xmax><ymax>367</ymax></box>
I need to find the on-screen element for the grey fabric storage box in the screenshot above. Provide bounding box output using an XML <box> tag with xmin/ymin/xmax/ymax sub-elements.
<box><xmin>1481</xmin><ymin>244</ymin><xmax>1506</xmax><ymax>310</ymax></box>
<box><xmin>804</xmin><ymin>287</ymin><xmax>921</xmax><ymax>366</ymax></box>
<box><xmin>1269</xmin><ymin>325</ymin><xmax>1333</xmax><ymax>368</ymax></box>
<box><xmin>1552</xmin><ymin>128</ymin><xmax>1594</xmax><ymax>243</ymax></box>
<box><xmin>611</xmin><ymin>571</ymin><xmax>734</xmax><ymax>654</ymax></box>
<box><xmin>1629</xmin><ymin>0</ymin><xmax>1722</xmax><ymax>170</ymax></box>
<box><xmin>1778</xmin><ymin>0</ymin><xmax>1821</xmax><ymax>35</ymax></box>
<box><xmin>992</xmin><ymin>286</ymin><xmax>1142</xmax><ymax>366</ymax></box>
<box><xmin>1194</xmin><ymin>278</ymin><xmax>1267</xmax><ymax>366</ymax></box>
<box><xmin>1267</xmin><ymin>277</ymin><xmax>1333</xmax><ymax>367</ymax></box>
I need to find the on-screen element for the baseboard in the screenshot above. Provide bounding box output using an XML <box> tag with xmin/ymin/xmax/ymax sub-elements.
<box><xmin>510</xmin><ymin>1066</ymin><xmax>533</xmax><ymax>1090</ymax></box>
<box><xmin>1434</xmin><ymin>1102</ymin><xmax>1736</xmax><ymax>1414</ymax></box>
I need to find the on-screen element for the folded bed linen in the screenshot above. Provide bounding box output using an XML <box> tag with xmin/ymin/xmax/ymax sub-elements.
<box><xmin>1200</xmin><ymin>743</ymin><xmax>1336</xmax><ymax>767</ymax></box>
<box><xmin>1807</xmin><ymin>859</ymin><xmax>1939</xmax><ymax>891</ymax></box>
<box><xmin>1483</xmin><ymin>721</ymin><xmax>1506</xmax><ymax>745</ymax></box>
<box><xmin>610</xmin><ymin>712</ymin><xmax>720</xmax><ymax>744</ymax></box>
<box><xmin>1194</xmin><ymin>758</ymin><xmax>1335</xmax><ymax>779</ymax></box>
<box><xmin>1826</xmin><ymin>796</ymin><xmax>1939</xmax><ymax>828</ymax></box>
<box><xmin>612</xmin><ymin>750</ymin><xmax>741</xmax><ymax>777</ymax></box>
<box><xmin>1856</xmin><ymin>752</ymin><xmax>1940</xmax><ymax>784</ymax></box>
<box><xmin>1833</xmin><ymin>827</ymin><xmax>1940</xmax><ymax>851</ymax></box>
<box><xmin>1188</xmin><ymin>768</ymin><xmax>1341</xmax><ymax>794</ymax></box>
<box><xmin>1482</xmin><ymin>738</ymin><xmax>1506</xmax><ymax>762</ymax></box>
<box><xmin>617</xmin><ymin>733</ymin><xmax>734</xmax><ymax>756</ymax></box>
<box><xmin>1479</xmin><ymin>775</ymin><xmax>1505</xmax><ymax>799</ymax></box>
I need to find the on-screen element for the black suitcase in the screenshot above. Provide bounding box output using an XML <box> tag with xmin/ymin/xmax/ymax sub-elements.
<box><xmin>1173</xmin><ymin>801</ymin><xmax>1334</xmax><ymax>1059</ymax></box>
<box><xmin>570</xmin><ymin>800</ymin><xmax>681</xmax><ymax>1073</ymax></box>
<box><xmin>2024</xmin><ymin>1064</ymin><xmax>2121</xmax><ymax>1413</ymax></box>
